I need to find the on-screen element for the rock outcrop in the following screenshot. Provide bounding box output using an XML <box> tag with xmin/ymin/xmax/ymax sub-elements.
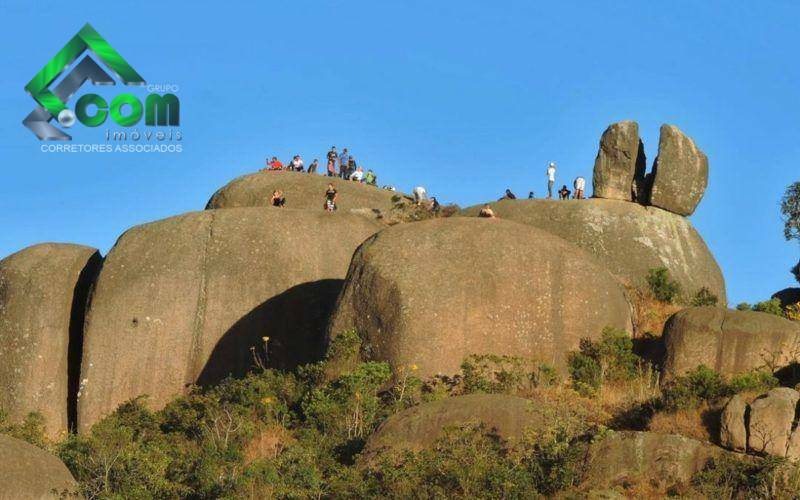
<box><xmin>662</xmin><ymin>307</ymin><xmax>800</xmax><ymax>380</ymax></box>
<box><xmin>582</xmin><ymin>431</ymin><xmax>726</xmax><ymax>490</ymax></box>
<box><xmin>0</xmin><ymin>243</ymin><xmax>102</xmax><ymax>438</ymax></box>
<box><xmin>360</xmin><ymin>394</ymin><xmax>540</xmax><ymax>461</ymax></box>
<box><xmin>0</xmin><ymin>433</ymin><xmax>80</xmax><ymax>499</ymax></box>
<box><xmin>773</xmin><ymin>287</ymin><xmax>800</xmax><ymax>309</ymax></box>
<box><xmin>206</xmin><ymin>170</ymin><xmax>398</xmax><ymax>213</ymax></box>
<box><xmin>460</xmin><ymin>198</ymin><xmax>725</xmax><ymax>302</ymax></box>
<box><xmin>78</xmin><ymin>208</ymin><xmax>382</xmax><ymax>432</ymax></box>
<box><xmin>719</xmin><ymin>388</ymin><xmax>800</xmax><ymax>459</ymax></box>
<box><xmin>328</xmin><ymin>217</ymin><xmax>632</xmax><ymax>377</ymax></box>
<box><xmin>649</xmin><ymin>125</ymin><xmax>709</xmax><ymax>216</ymax></box>
<box><xmin>592</xmin><ymin>121</ymin><xmax>646</xmax><ymax>202</ymax></box>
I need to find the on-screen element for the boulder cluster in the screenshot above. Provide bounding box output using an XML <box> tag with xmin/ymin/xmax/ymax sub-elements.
<box><xmin>720</xmin><ymin>388</ymin><xmax>800</xmax><ymax>459</ymax></box>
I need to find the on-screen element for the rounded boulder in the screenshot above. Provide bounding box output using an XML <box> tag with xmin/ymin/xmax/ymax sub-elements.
<box><xmin>78</xmin><ymin>208</ymin><xmax>382</xmax><ymax>432</ymax></box>
<box><xmin>206</xmin><ymin>170</ymin><xmax>399</xmax><ymax>213</ymax></box>
<box><xmin>328</xmin><ymin>217</ymin><xmax>632</xmax><ymax>376</ymax></box>
<box><xmin>461</xmin><ymin>198</ymin><xmax>726</xmax><ymax>302</ymax></box>
<box><xmin>0</xmin><ymin>243</ymin><xmax>102</xmax><ymax>438</ymax></box>
<box><xmin>0</xmin><ymin>433</ymin><xmax>80</xmax><ymax>499</ymax></box>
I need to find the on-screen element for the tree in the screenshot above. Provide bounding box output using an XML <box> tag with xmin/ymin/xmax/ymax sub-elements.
<box><xmin>781</xmin><ymin>182</ymin><xmax>800</xmax><ymax>284</ymax></box>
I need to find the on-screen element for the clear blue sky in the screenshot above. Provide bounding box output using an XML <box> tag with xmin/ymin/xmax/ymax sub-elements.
<box><xmin>0</xmin><ymin>1</ymin><xmax>797</xmax><ymax>306</ymax></box>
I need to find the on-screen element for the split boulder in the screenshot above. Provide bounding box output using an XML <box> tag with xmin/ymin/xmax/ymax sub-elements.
<box><xmin>0</xmin><ymin>243</ymin><xmax>102</xmax><ymax>438</ymax></box>
<box><xmin>328</xmin><ymin>217</ymin><xmax>632</xmax><ymax>377</ymax></box>
<box><xmin>748</xmin><ymin>388</ymin><xmax>799</xmax><ymax>457</ymax></box>
<box><xmin>719</xmin><ymin>394</ymin><xmax>748</xmax><ymax>452</ymax></box>
<box><xmin>78</xmin><ymin>208</ymin><xmax>382</xmax><ymax>432</ymax></box>
<box><xmin>649</xmin><ymin>125</ymin><xmax>708</xmax><ymax>216</ymax></box>
<box><xmin>592</xmin><ymin>120</ymin><xmax>646</xmax><ymax>202</ymax></box>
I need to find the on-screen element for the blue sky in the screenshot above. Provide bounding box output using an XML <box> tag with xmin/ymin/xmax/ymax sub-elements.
<box><xmin>0</xmin><ymin>1</ymin><xmax>797</xmax><ymax>306</ymax></box>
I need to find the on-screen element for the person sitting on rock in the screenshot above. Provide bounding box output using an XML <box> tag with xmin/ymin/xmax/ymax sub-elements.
<box><xmin>290</xmin><ymin>155</ymin><xmax>304</xmax><ymax>172</ymax></box>
<box><xmin>327</xmin><ymin>147</ymin><xmax>338</xmax><ymax>177</ymax></box>
<box><xmin>324</xmin><ymin>183</ymin><xmax>338</xmax><ymax>212</ymax></box>
<box><xmin>431</xmin><ymin>196</ymin><xmax>441</xmax><ymax>214</ymax></box>
<box><xmin>573</xmin><ymin>176</ymin><xmax>586</xmax><ymax>199</ymax></box>
<box><xmin>347</xmin><ymin>156</ymin><xmax>357</xmax><ymax>179</ymax></box>
<box><xmin>308</xmin><ymin>159</ymin><xmax>319</xmax><ymax>174</ymax></box>
<box><xmin>501</xmin><ymin>188</ymin><xmax>517</xmax><ymax>200</ymax></box>
<box><xmin>270</xmin><ymin>190</ymin><xmax>286</xmax><ymax>208</ymax></box>
<box><xmin>364</xmin><ymin>169</ymin><xmax>377</xmax><ymax>186</ymax></box>
<box><xmin>558</xmin><ymin>185</ymin><xmax>571</xmax><ymax>200</ymax></box>
<box><xmin>478</xmin><ymin>204</ymin><xmax>496</xmax><ymax>218</ymax></box>
<box><xmin>349</xmin><ymin>166</ymin><xmax>364</xmax><ymax>182</ymax></box>
<box><xmin>528</xmin><ymin>191</ymin><xmax>535</xmax><ymax>199</ymax></box>
<box><xmin>413</xmin><ymin>186</ymin><xmax>428</xmax><ymax>205</ymax></box>
<box><xmin>267</xmin><ymin>156</ymin><xmax>284</xmax><ymax>171</ymax></box>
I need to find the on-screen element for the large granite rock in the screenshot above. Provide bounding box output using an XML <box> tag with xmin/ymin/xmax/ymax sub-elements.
<box><xmin>582</xmin><ymin>431</ymin><xmax>726</xmax><ymax>490</ymax></box>
<box><xmin>719</xmin><ymin>394</ymin><xmax>748</xmax><ymax>452</ymax></box>
<box><xmin>328</xmin><ymin>217</ymin><xmax>632</xmax><ymax>377</ymax></box>
<box><xmin>0</xmin><ymin>433</ymin><xmax>80</xmax><ymax>499</ymax></box>
<box><xmin>748</xmin><ymin>388</ymin><xmax>799</xmax><ymax>457</ymax></box>
<box><xmin>592</xmin><ymin>121</ymin><xmax>646</xmax><ymax>202</ymax></box>
<box><xmin>206</xmin><ymin>170</ymin><xmax>398</xmax><ymax>213</ymax></box>
<box><xmin>0</xmin><ymin>243</ymin><xmax>102</xmax><ymax>438</ymax></box>
<box><xmin>649</xmin><ymin>125</ymin><xmax>709</xmax><ymax>216</ymax></box>
<box><xmin>78</xmin><ymin>208</ymin><xmax>382</xmax><ymax>432</ymax></box>
<box><xmin>461</xmin><ymin>198</ymin><xmax>725</xmax><ymax>302</ymax></box>
<box><xmin>662</xmin><ymin>307</ymin><xmax>800</xmax><ymax>380</ymax></box>
<box><xmin>360</xmin><ymin>394</ymin><xmax>540</xmax><ymax>461</ymax></box>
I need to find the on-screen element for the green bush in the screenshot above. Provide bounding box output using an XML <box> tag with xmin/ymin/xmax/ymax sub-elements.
<box><xmin>567</xmin><ymin>327</ymin><xmax>639</xmax><ymax>396</ymax></box>
<box><xmin>753</xmin><ymin>298</ymin><xmax>785</xmax><ymax>316</ymax></box>
<box><xmin>0</xmin><ymin>411</ymin><xmax>49</xmax><ymax>449</ymax></box>
<box><xmin>460</xmin><ymin>354</ymin><xmax>558</xmax><ymax>395</ymax></box>
<box><xmin>660</xmin><ymin>366</ymin><xmax>777</xmax><ymax>412</ymax></box>
<box><xmin>736</xmin><ymin>302</ymin><xmax>752</xmax><ymax>311</ymax></box>
<box><xmin>646</xmin><ymin>267</ymin><xmax>682</xmax><ymax>303</ymax></box>
<box><xmin>692</xmin><ymin>455</ymin><xmax>797</xmax><ymax>499</ymax></box>
<box><xmin>691</xmin><ymin>287</ymin><xmax>719</xmax><ymax>307</ymax></box>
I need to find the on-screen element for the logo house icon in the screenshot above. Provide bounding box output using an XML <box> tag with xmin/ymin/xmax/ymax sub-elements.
<box><xmin>23</xmin><ymin>23</ymin><xmax>145</xmax><ymax>140</ymax></box>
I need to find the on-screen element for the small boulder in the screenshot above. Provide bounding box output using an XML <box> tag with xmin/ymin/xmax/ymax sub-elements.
<box><xmin>719</xmin><ymin>394</ymin><xmax>748</xmax><ymax>452</ymax></box>
<box><xmin>748</xmin><ymin>387</ymin><xmax>799</xmax><ymax>457</ymax></box>
<box><xmin>582</xmin><ymin>431</ymin><xmax>725</xmax><ymax>490</ymax></box>
<box><xmin>328</xmin><ymin>218</ymin><xmax>632</xmax><ymax>377</ymax></box>
<box><xmin>662</xmin><ymin>307</ymin><xmax>800</xmax><ymax>380</ymax></box>
<box><xmin>460</xmin><ymin>198</ymin><xmax>726</xmax><ymax>302</ymax></box>
<box><xmin>648</xmin><ymin>125</ymin><xmax>709</xmax><ymax>216</ymax></box>
<box><xmin>0</xmin><ymin>243</ymin><xmax>102</xmax><ymax>438</ymax></box>
<box><xmin>79</xmin><ymin>208</ymin><xmax>382</xmax><ymax>432</ymax></box>
<box><xmin>0</xmin><ymin>433</ymin><xmax>80</xmax><ymax>499</ymax></box>
<box><xmin>206</xmin><ymin>170</ymin><xmax>398</xmax><ymax>213</ymax></box>
<box><xmin>360</xmin><ymin>394</ymin><xmax>540</xmax><ymax>461</ymax></box>
<box><xmin>592</xmin><ymin>121</ymin><xmax>646</xmax><ymax>202</ymax></box>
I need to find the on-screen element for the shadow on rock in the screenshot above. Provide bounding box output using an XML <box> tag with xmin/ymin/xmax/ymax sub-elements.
<box><xmin>197</xmin><ymin>279</ymin><xmax>344</xmax><ymax>387</ymax></box>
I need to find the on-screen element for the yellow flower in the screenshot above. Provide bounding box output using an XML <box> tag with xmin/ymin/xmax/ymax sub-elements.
<box><xmin>410</xmin><ymin>364</ymin><xmax>418</xmax><ymax>371</ymax></box>
<box><xmin>262</xmin><ymin>397</ymin><xmax>274</xmax><ymax>405</ymax></box>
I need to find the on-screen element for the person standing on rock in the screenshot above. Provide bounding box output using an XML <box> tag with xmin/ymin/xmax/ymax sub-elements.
<box><xmin>573</xmin><ymin>176</ymin><xmax>586</xmax><ymax>199</ymax></box>
<box><xmin>546</xmin><ymin>162</ymin><xmax>557</xmax><ymax>198</ymax></box>
<box><xmin>327</xmin><ymin>147</ymin><xmax>338</xmax><ymax>177</ymax></box>
<box><xmin>338</xmin><ymin>148</ymin><xmax>350</xmax><ymax>179</ymax></box>
<box><xmin>308</xmin><ymin>159</ymin><xmax>319</xmax><ymax>174</ymax></box>
<box><xmin>324</xmin><ymin>183</ymin><xmax>338</xmax><ymax>212</ymax></box>
<box><xmin>413</xmin><ymin>186</ymin><xmax>428</xmax><ymax>205</ymax></box>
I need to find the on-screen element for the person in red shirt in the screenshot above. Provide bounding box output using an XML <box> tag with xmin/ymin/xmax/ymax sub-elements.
<box><xmin>266</xmin><ymin>156</ymin><xmax>284</xmax><ymax>171</ymax></box>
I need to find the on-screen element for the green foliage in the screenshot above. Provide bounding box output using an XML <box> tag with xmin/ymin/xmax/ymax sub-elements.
<box><xmin>753</xmin><ymin>298</ymin><xmax>784</xmax><ymax>316</ymax></box>
<box><xmin>0</xmin><ymin>411</ymin><xmax>49</xmax><ymax>449</ymax></box>
<box><xmin>460</xmin><ymin>354</ymin><xmax>558</xmax><ymax>395</ymax></box>
<box><xmin>692</xmin><ymin>455</ymin><xmax>799</xmax><ymax>499</ymax></box>
<box><xmin>691</xmin><ymin>287</ymin><xmax>719</xmax><ymax>307</ymax></box>
<box><xmin>736</xmin><ymin>302</ymin><xmax>752</xmax><ymax>311</ymax></box>
<box><xmin>781</xmin><ymin>181</ymin><xmax>800</xmax><ymax>242</ymax></box>
<box><xmin>793</xmin><ymin>260</ymin><xmax>800</xmax><ymax>285</ymax></box>
<box><xmin>660</xmin><ymin>366</ymin><xmax>777</xmax><ymax>412</ymax></box>
<box><xmin>568</xmin><ymin>327</ymin><xmax>638</xmax><ymax>396</ymax></box>
<box><xmin>646</xmin><ymin>267</ymin><xmax>682</xmax><ymax>303</ymax></box>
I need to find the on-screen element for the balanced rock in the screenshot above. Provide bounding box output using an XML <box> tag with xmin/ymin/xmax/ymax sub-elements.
<box><xmin>361</xmin><ymin>394</ymin><xmax>540</xmax><ymax>461</ymax></box>
<box><xmin>592</xmin><ymin>120</ymin><xmax>646</xmax><ymax>202</ymax></box>
<box><xmin>582</xmin><ymin>431</ymin><xmax>725</xmax><ymax>490</ymax></box>
<box><xmin>719</xmin><ymin>394</ymin><xmax>748</xmax><ymax>452</ymax></box>
<box><xmin>206</xmin><ymin>170</ymin><xmax>398</xmax><ymax>213</ymax></box>
<box><xmin>649</xmin><ymin>125</ymin><xmax>709</xmax><ymax>216</ymax></box>
<box><xmin>0</xmin><ymin>243</ymin><xmax>102</xmax><ymax>438</ymax></box>
<box><xmin>328</xmin><ymin>218</ymin><xmax>632</xmax><ymax>377</ymax></box>
<box><xmin>461</xmin><ymin>199</ymin><xmax>725</xmax><ymax>302</ymax></box>
<box><xmin>748</xmin><ymin>388</ymin><xmax>799</xmax><ymax>457</ymax></box>
<box><xmin>0</xmin><ymin>433</ymin><xmax>80</xmax><ymax>499</ymax></box>
<box><xmin>662</xmin><ymin>307</ymin><xmax>800</xmax><ymax>380</ymax></box>
<box><xmin>78</xmin><ymin>208</ymin><xmax>382</xmax><ymax>432</ymax></box>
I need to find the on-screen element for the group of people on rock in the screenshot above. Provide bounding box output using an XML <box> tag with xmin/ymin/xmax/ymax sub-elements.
<box><xmin>264</xmin><ymin>146</ymin><xmax>379</xmax><ymax>187</ymax></box>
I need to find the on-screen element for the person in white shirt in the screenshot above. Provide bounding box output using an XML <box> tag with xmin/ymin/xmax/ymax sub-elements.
<box><xmin>290</xmin><ymin>155</ymin><xmax>304</xmax><ymax>172</ymax></box>
<box><xmin>413</xmin><ymin>186</ymin><xmax>428</xmax><ymax>205</ymax></box>
<box><xmin>349</xmin><ymin>166</ymin><xmax>364</xmax><ymax>182</ymax></box>
<box><xmin>546</xmin><ymin>162</ymin><xmax>556</xmax><ymax>199</ymax></box>
<box><xmin>573</xmin><ymin>176</ymin><xmax>586</xmax><ymax>199</ymax></box>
